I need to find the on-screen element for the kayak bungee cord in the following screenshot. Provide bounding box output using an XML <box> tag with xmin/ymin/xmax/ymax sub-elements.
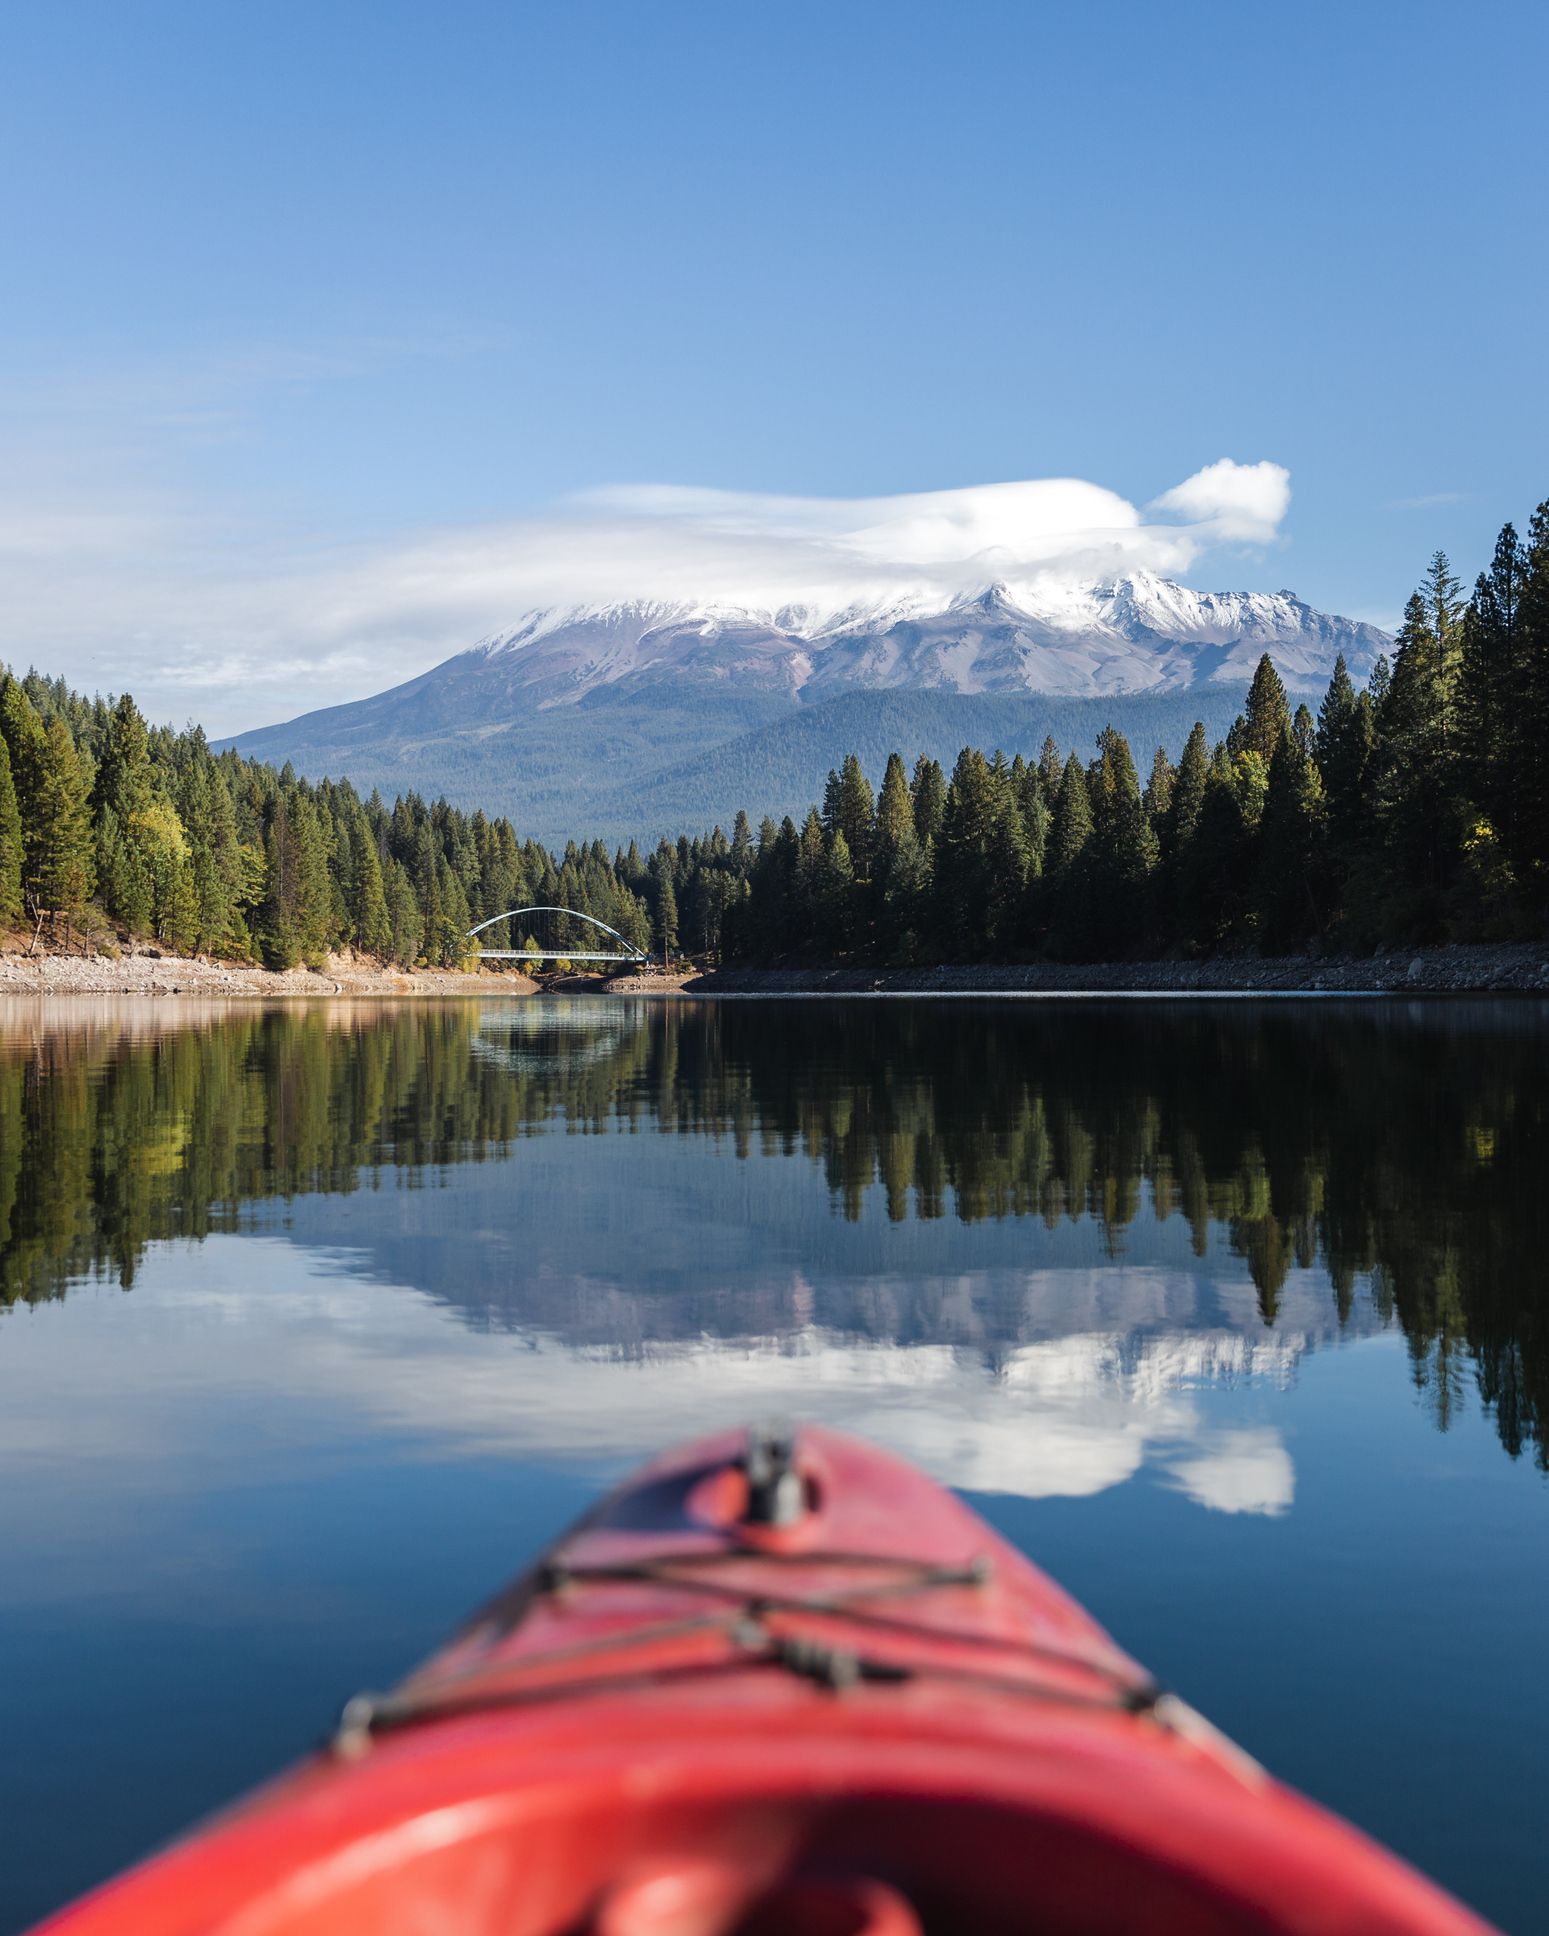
<box><xmin>330</xmin><ymin>1540</ymin><xmax>1165</xmax><ymax>1755</ymax></box>
<box><xmin>331</xmin><ymin>1614</ymin><xmax>1165</xmax><ymax>1757</ymax></box>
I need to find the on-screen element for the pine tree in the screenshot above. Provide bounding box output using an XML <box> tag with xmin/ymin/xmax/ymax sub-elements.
<box><xmin>1186</xmin><ymin>744</ymin><xmax>1250</xmax><ymax>953</ymax></box>
<box><xmin>820</xmin><ymin>828</ymin><xmax>856</xmax><ymax>952</ymax></box>
<box><xmin>30</xmin><ymin>716</ymin><xmax>96</xmax><ymax>939</ymax></box>
<box><xmin>1517</xmin><ymin>501</ymin><xmax>1549</xmax><ymax>908</ymax></box>
<box><xmin>873</xmin><ymin>752</ymin><xmax>927</xmax><ymax>953</ymax></box>
<box><xmin>1257</xmin><ymin>727</ymin><xmax>1327</xmax><ymax>950</ymax></box>
<box><xmin>830</xmin><ymin>754</ymin><xmax>876</xmax><ymax>881</ymax></box>
<box><xmin>1457</xmin><ymin>526</ymin><xmax>1530</xmax><ymax>906</ymax></box>
<box><xmin>351</xmin><ymin>819</ymin><xmax>393</xmax><ymax>957</ymax></box>
<box><xmin>652</xmin><ymin>858</ymin><xmax>679</xmax><ymax>959</ymax></box>
<box><xmin>1371</xmin><ymin>583</ymin><xmax>1461</xmax><ymax>923</ymax></box>
<box><xmin>1166</xmin><ymin>721</ymin><xmax>1209</xmax><ymax>907</ymax></box>
<box><xmin>1036</xmin><ymin>736</ymin><xmax>1063</xmax><ymax>808</ymax></box>
<box><xmin>0</xmin><ymin>676</ymin><xmax>46</xmax><ymax>899</ymax></box>
<box><xmin>1235</xmin><ymin>656</ymin><xmax>1292</xmax><ymax>765</ymax></box>
<box><xmin>1143</xmin><ymin>745</ymin><xmax>1176</xmax><ymax>841</ymax></box>
<box><xmin>0</xmin><ymin>736</ymin><xmax>22</xmax><ymax>927</ymax></box>
<box><xmin>1087</xmin><ymin>727</ymin><xmax>1158</xmax><ymax>955</ymax></box>
<box><xmin>1315</xmin><ymin>654</ymin><xmax>1373</xmax><ymax>857</ymax></box>
<box><xmin>258</xmin><ymin>798</ymin><xmax>301</xmax><ymax>969</ymax></box>
<box><xmin>730</xmin><ymin>809</ymin><xmax>754</xmax><ymax>876</ymax></box>
<box><xmin>92</xmin><ymin>693</ymin><xmax>155</xmax><ymax>933</ymax></box>
<box><xmin>290</xmin><ymin>793</ymin><xmax>335</xmax><ymax>967</ymax></box>
<box><xmin>1046</xmin><ymin>753</ymin><xmax>1094</xmax><ymax>956</ymax></box>
<box><xmin>910</xmin><ymin>756</ymin><xmax>946</xmax><ymax>850</ymax></box>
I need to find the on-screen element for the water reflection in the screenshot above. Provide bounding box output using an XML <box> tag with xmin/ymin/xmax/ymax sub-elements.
<box><xmin>1</xmin><ymin>994</ymin><xmax>1546</xmax><ymax>1485</ymax></box>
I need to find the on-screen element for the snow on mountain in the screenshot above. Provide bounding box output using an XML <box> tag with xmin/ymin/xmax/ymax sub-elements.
<box><xmin>471</xmin><ymin>571</ymin><xmax>1388</xmax><ymax>708</ymax></box>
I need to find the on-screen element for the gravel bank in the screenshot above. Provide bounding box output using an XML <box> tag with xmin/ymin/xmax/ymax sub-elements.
<box><xmin>0</xmin><ymin>947</ymin><xmax>538</xmax><ymax>999</ymax></box>
<box><xmin>683</xmin><ymin>943</ymin><xmax>1549</xmax><ymax>997</ymax></box>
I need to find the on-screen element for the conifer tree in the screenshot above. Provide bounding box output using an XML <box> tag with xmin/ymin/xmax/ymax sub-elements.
<box><xmin>652</xmin><ymin>855</ymin><xmax>679</xmax><ymax>959</ymax></box>
<box><xmin>1166</xmin><ymin>722</ymin><xmax>1209</xmax><ymax>878</ymax></box>
<box><xmin>1046</xmin><ymin>752</ymin><xmax>1094</xmax><ymax>955</ymax></box>
<box><xmin>1516</xmin><ymin>501</ymin><xmax>1549</xmax><ymax>909</ymax></box>
<box><xmin>873</xmin><ymin>751</ymin><xmax>927</xmax><ymax>952</ymax></box>
<box><xmin>731</xmin><ymin>809</ymin><xmax>754</xmax><ymax>875</ymax></box>
<box><xmin>1372</xmin><ymin>584</ymin><xmax>1461</xmax><ymax>920</ymax></box>
<box><xmin>1087</xmin><ymin>727</ymin><xmax>1157</xmax><ymax>955</ymax></box>
<box><xmin>30</xmin><ymin>716</ymin><xmax>96</xmax><ymax>939</ymax></box>
<box><xmin>0</xmin><ymin>676</ymin><xmax>45</xmax><ymax>892</ymax></box>
<box><xmin>830</xmin><ymin>753</ymin><xmax>876</xmax><ymax>882</ymax></box>
<box><xmin>1143</xmin><ymin>745</ymin><xmax>1176</xmax><ymax>840</ymax></box>
<box><xmin>1314</xmin><ymin>654</ymin><xmax>1373</xmax><ymax>861</ymax></box>
<box><xmin>1257</xmin><ymin>727</ymin><xmax>1326</xmax><ymax>950</ymax></box>
<box><xmin>1235</xmin><ymin>655</ymin><xmax>1292</xmax><ymax>765</ymax></box>
<box><xmin>258</xmin><ymin>798</ymin><xmax>302</xmax><ymax>968</ymax></box>
<box><xmin>910</xmin><ymin>756</ymin><xmax>946</xmax><ymax>851</ymax></box>
<box><xmin>351</xmin><ymin>818</ymin><xmax>393</xmax><ymax>957</ymax></box>
<box><xmin>1186</xmin><ymin>745</ymin><xmax>1250</xmax><ymax>952</ymax></box>
<box><xmin>0</xmin><ymin>736</ymin><xmax>22</xmax><ymax>927</ymax></box>
<box><xmin>1036</xmin><ymin>736</ymin><xmax>1063</xmax><ymax>807</ymax></box>
<box><xmin>92</xmin><ymin>694</ymin><xmax>156</xmax><ymax>932</ymax></box>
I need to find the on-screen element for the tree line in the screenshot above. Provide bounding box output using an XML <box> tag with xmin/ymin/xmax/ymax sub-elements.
<box><xmin>0</xmin><ymin>667</ymin><xmax>746</xmax><ymax>969</ymax></box>
<box><xmin>726</xmin><ymin>503</ymin><xmax>1549</xmax><ymax>963</ymax></box>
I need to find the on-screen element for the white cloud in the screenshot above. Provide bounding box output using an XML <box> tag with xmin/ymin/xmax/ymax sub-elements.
<box><xmin>0</xmin><ymin>454</ymin><xmax>1292</xmax><ymax>735</ymax></box>
<box><xmin>1147</xmin><ymin>458</ymin><xmax>1291</xmax><ymax>543</ymax></box>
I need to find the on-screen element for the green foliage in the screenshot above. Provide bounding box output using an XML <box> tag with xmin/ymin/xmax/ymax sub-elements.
<box><xmin>0</xmin><ymin>737</ymin><xmax>22</xmax><ymax>927</ymax></box>
<box><xmin>31</xmin><ymin>717</ymin><xmax>96</xmax><ymax>934</ymax></box>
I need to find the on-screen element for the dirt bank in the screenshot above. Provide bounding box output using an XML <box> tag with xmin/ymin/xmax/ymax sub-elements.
<box><xmin>679</xmin><ymin>942</ymin><xmax>1549</xmax><ymax>997</ymax></box>
<box><xmin>0</xmin><ymin>945</ymin><xmax>539</xmax><ymax>999</ymax></box>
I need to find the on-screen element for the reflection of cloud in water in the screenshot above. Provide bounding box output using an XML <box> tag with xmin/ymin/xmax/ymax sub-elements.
<box><xmin>3</xmin><ymin>1239</ymin><xmax>1307</xmax><ymax>1512</ymax></box>
<box><xmin>1163</xmin><ymin>1430</ymin><xmax>1295</xmax><ymax>1516</ymax></box>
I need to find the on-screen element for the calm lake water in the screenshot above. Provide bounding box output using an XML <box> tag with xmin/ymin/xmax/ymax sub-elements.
<box><xmin>1</xmin><ymin>994</ymin><xmax>1546</xmax><ymax>1932</ymax></box>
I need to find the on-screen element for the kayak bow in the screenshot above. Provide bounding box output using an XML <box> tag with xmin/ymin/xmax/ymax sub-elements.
<box><xmin>31</xmin><ymin>1424</ymin><xmax>1495</xmax><ymax>1935</ymax></box>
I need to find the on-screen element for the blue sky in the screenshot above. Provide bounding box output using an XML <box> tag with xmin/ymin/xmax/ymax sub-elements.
<box><xmin>3</xmin><ymin>0</ymin><xmax>1545</xmax><ymax>731</ymax></box>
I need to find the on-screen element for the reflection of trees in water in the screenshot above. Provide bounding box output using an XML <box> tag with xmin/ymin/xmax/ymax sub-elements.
<box><xmin>1</xmin><ymin>997</ymin><xmax>1545</xmax><ymax>1467</ymax></box>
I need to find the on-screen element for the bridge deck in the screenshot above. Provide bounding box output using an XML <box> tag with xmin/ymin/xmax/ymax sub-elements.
<box><xmin>476</xmin><ymin>950</ymin><xmax>645</xmax><ymax>963</ymax></box>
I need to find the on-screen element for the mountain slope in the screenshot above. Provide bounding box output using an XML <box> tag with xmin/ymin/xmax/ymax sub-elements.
<box><xmin>226</xmin><ymin>574</ymin><xmax>1387</xmax><ymax>843</ymax></box>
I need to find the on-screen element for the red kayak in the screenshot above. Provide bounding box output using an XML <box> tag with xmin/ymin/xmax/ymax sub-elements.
<box><xmin>33</xmin><ymin>1425</ymin><xmax>1493</xmax><ymax>1935</ymax></box>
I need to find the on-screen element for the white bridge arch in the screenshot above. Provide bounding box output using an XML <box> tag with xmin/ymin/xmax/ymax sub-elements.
<box><xmin>466</xmin><ymin>906</ymin><xmax>648</xmax><ymax>964</ymax></box>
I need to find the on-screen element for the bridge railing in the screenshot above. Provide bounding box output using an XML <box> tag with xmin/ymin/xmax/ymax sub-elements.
<box><xmin>465</xmin><ymin>906</ymin><xmax>649</xmax><ymax>965</ymax></box>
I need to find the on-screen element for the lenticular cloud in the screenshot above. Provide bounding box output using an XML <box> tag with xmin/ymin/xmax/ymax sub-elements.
<box><xmin>0</xmin><ymin>454</ymin><xmax>1293</xmax><ymax>733</ymax></box>
<box><xmin>557</xmin><ymin>461</ymin><xmax>1290</xmax><ymax>609</ymax></box>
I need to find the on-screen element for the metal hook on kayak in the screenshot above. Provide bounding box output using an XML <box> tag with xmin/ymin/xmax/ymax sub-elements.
<box><xmin>742</xmin><ymin>1420</ymin><xmax>806</xmax><ymax>1528</ymax></box>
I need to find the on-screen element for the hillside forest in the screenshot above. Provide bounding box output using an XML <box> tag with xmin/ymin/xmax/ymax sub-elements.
<box><xmin>1</xmin><ymin>502</ymin><xmax>1546</xmax><ymax>970</ymax></box>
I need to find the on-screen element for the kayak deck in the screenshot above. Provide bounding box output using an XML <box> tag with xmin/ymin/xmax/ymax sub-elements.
<box><xmin>31</xmin><ymin>1425</ymin><xmax>1494</xmax><ymax>1935</ymax></box>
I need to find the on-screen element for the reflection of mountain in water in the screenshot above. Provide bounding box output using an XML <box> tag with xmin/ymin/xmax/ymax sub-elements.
<box><xmin>1</xmin><ymin>994</ymin><xmax>1546</xmax><ymax>1469</ymax></box>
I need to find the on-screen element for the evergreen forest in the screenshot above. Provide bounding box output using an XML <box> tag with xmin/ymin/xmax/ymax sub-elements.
<box><xmin>728</xmin><ymin>507</ymin><xmax>1549</xmax><ymax>963</ymax></box>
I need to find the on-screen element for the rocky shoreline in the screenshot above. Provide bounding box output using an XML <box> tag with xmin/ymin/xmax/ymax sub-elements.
<box><xmin>686</xmin><ymin>942</ymin><xmax>1549</xmax><ymax>997</ymax></box>
<box><xmin>4</xmin><ymin>942</ymin><xmax>1548</xmax><ymax>999</ymax></box>
<box><xmin>0</xmin><ymin>946</ymin><xmax>539</xmax><ymax>999</ymax></box>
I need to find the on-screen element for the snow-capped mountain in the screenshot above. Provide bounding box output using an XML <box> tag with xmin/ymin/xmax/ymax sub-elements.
<box><xmin>472</xmin><ymin>572</ymin><xmax>1387</xmax><ymax>707</ymax></box>
<box><xmin>226</xmin><ymin>572</ymin><xmax>1389</xmax><ymax>841</ymax></box>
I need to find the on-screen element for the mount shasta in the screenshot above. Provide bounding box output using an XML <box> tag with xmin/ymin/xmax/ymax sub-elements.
<box><xmin>229</xmin><ymin>573</ymin><xmax>1388</xmax><ymax>844</ymax></box>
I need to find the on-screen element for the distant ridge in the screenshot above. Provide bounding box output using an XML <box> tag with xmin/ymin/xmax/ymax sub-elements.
<box><xmin>227</xmin><ymin>574</ymin><xmax>1388</xmax><ymax>844</ymax></box>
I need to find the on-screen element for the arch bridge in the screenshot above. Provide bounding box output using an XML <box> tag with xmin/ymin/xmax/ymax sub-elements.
<box><xmin>466</xmin><ymin>906</ymin><xmax>648</xmax><ymax>965</ymax></box>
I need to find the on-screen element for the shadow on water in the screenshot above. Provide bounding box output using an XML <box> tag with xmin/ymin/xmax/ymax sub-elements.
<box><xmin>2</xmin><ymin>993</ymin><xmax>1546</xmax><ymax>1469</ymax></box>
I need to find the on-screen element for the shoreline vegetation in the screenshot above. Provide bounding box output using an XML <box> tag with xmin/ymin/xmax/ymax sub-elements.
<box><xmin>2</xmin><ymin>504</ymin><xmax>1546</xmax><ymax>985</ymax></box>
